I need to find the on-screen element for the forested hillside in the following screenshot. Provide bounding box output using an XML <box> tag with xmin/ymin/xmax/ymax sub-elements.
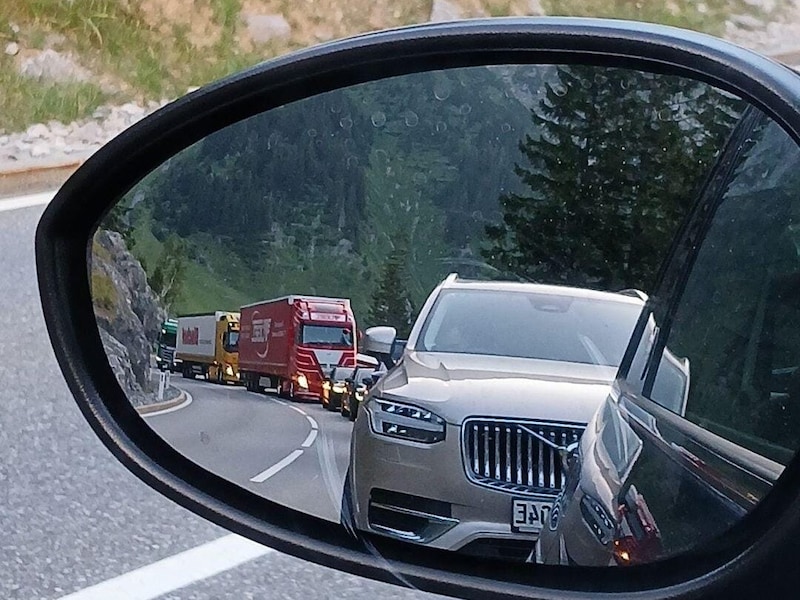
<box><xmin>108</xmin><ymin>64</ymin><xmax>744</xmax><ymax>333</ymax></box>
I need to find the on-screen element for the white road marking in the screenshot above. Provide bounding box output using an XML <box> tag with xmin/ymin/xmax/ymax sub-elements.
<box><xmin>249</xmin><ymin>449</ymin><xmax>304</xmax><ymax>483</ymax></box>
<box><xmin>0</xmin><ymin>190</ymin><xmax>56</xmax><ymax>213</ymax></box>
<box><xmin>288</xmin><ymin>404</ymin><xmax>307</xmax><ymax>416</ymax></box>
<box><xmin>306</xmin><ymin>415</ymin><xmax>318</xmax><ymax>430</ymax></box>
<box><xmin>301</xmin><ymin>428</ymin><xmax>318</xmax><ymax>448</ymax></box>
<box><xmin>55</xmin><ymin>534</ymin><xmax>272</xmax><ymax>600</ymax></box>
<box><xmin>141</xmin><ymin>389</ymin><xmax>193</xmax><ymax>418</ymax></box>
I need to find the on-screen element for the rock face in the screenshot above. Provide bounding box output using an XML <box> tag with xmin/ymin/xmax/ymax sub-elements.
<box><xmin>17</xmin><ymin>49</ymin><xmax>93</xmax><ymax>84</ymax></box>
<box><xmin>99</xmin><ymin>328</ymin><xmax>150</xmax><ymax>407</ymax></box>
<box><xmin>241</xmin><ymin>13</ymin><xmax>292</xmax><ymax>44</ymax></box>
<box><xmin>92</xmin><ymin>229</ymin><xmax>166</xmax><ymax>402</ymax></box>
<box><xmin>429</xmin><ymin>0</ymin><xmax>465</xmax><ymax>22</ymax></box>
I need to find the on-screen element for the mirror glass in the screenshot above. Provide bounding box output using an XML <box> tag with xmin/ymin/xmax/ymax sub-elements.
<box><xmin>89</xmin><ymin>62</ymin><xmax>800</xmax><ymax>567</ymax></box>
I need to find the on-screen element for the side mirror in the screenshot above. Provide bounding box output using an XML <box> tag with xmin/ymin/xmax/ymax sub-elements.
<box><xmin>36</xmin><ymin>17</ymin><xmax>800</xmax><ymax>600</ymax></box>
<box><xmin>362</xmin><ymin>326</ymin><xmax>397</xmax><ymax>355</ymax></box>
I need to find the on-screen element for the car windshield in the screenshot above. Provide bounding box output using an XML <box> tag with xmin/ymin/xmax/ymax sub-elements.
<box><xmin>301</xmin><ymin>325</ymin><xmax>354</xmax><ymax>347</ymax></box>
<box><xmin>417</xmin><ymin>289</ymin><xmax>642</xmax><ymax>366</ymax></box>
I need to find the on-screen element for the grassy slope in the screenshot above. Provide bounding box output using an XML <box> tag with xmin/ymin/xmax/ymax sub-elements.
<box><xmin>0</xmin><ymin>0</ymin><xmax>768</xmax><ymax>133</ymax></box>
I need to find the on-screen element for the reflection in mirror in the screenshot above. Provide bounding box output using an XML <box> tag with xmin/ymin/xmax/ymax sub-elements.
<box><xmin>89</xmin><ymin>62</ymin><xmax>797</xmax><ymax>567</ymax></box>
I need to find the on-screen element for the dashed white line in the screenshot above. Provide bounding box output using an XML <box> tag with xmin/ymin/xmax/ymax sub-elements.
<box><xmin>248</xmin><ymin>395</ymin><xmax>320</xmax><ymax>482</ymax></box>
<box><xmin>301</xmin><ymin>428</ymin><xmax>318</xmax><ymax>448</ymax></box>
<box><xmin>249</xmin><ymin>449</ymin><xmax>304</xmax><ymax>483</ymax></box>
<box><xmin>55</xmin><ymin>534</ymin><xmax>272</xmax><ymax>600</ymax></box>
<box><xmin>0</xmin><ymin>190</ymin><xmax>56</xmax><ymax>213</ymax></box>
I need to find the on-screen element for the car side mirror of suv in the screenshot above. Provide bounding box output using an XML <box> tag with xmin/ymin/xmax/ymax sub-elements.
<box><xmin>363</xmin><ymin>326</ymin><xmax>397</xmax><ymax>356</ymax></box>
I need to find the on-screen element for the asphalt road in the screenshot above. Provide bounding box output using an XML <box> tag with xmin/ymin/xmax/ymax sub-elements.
<box><xmin>1</xmin><ymin>198</ymin><xmax>438</xmax><ymax>599</ymax></box>
<box><xmin>145</xmin><ymin>378</ymin><xmax>352</xmax><ymax>523</ymax></box>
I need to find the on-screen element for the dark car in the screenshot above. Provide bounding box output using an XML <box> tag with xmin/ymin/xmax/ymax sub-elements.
<box><xmin>341</xmin><ymin>367</ymin><xmax>382</xmax><ymax>421</ymax></box>
<box><xmin>539</xmin><ymin>106</ymin><xmax>797</xmax><ymax>567</ymax></box>
<box><xmin>322</xmin><ymin>366</ymin><xmax>355</xmax><ymax>411</ymax></box>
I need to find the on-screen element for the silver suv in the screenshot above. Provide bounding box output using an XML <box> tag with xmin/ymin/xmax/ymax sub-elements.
<box><xmin>342</xmin><ymin>274</ymin><xmax>645</xmax><ymax>561</ymax></box>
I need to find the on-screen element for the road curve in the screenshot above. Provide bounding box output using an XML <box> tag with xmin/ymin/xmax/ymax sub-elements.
<box><xmin>144</xmin><ymin>377</ymin><xmax>353</xmax><ymax>522</ymax></box>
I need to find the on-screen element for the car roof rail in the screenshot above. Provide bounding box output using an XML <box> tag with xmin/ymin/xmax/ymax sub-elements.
<box><xmin>617</xmin><ymin>288</ymin><xmax>649</xmax><ymax>301</ymax></box>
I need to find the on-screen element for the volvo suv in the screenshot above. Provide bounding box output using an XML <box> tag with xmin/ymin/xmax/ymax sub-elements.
<box><xmin>342</xmin><ymin>274</ymin><xmax>645</xmax><ymax>561</ymax></box>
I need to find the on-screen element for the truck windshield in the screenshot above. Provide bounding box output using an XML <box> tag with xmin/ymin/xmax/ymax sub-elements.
<box><xmin>159</xmin><ymin>332</ymin><xmax>177</xmax><ymax>347</ymax></box>
<box><xmin>224</xmin><ymin>330</ymin><xmax>239</xmax><ymax>352</ymax></box>
<box><xmin>418</xmin><ymin>289</ymin><xmax>642</xmax><ymax>366</ymax></box>
<box><xmin>301</xmin><ymin>325</ymin><xmax>353</xmax><ymax>347</ymax></box>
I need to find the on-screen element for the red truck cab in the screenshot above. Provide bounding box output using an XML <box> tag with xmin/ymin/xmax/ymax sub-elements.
<box><xmin>239</xmin><ymin>296</ymin><xmax>356</xmax><ymax>401</ymax></box>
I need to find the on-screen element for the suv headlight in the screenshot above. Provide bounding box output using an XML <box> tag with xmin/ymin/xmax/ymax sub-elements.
<box><xmin>368</xmin><ymin>398</ymin><xmax>446</xmax><ymax>443</ymax></box>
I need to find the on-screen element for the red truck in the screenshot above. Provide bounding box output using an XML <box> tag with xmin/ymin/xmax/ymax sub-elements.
<box><xmin>239</xmin><ymin>295</ymin><xmax>357</xmax><ymax>400</ymax></box>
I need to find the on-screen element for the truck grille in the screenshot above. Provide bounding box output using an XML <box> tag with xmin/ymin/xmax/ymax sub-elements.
<box><xmin>462</xmin><ymin>419</ymin><xmax>583</xmax><ymax>496</ymax></box>
<box><xmin>159</xmin><ymin>347</ymin><xmax>175</xmax><ymax>361</ymax></box>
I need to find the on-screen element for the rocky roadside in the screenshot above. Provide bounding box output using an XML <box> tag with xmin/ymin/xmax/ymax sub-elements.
<box><xmin>92</xmin><ymin>228</ymin><xmax>175</xmax><ymax>409</ymax></box>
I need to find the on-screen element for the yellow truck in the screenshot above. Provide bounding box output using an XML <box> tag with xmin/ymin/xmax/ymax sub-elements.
<box><xmin>175</xmin><ymin>311</ymin><xmax>240</xmax><ymax>384</ymax></box>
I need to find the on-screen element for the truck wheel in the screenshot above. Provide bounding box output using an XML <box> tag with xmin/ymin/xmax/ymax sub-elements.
<box><xmin>215</xmin><ymin>366</ymin><xmax>223</xmax><ymax>384</ymax></box>
<box><xmin>348</xmin><ymin>400</ymin><xmax>357</xmax><ymax>422</ymax></box>
<box><xmin>277</xmin><ymin>379</ymin><xmax>289</xmax><ymax>399</ymax></box>
<box><xmin>182</xmin><ymin>365</ymin><xmax>192</xmax><ymax>379</ymax></box>
<box><xmin>341</xmin><ymin>397</ymin><xmax>350</xmax><ymax>418</ymax></box>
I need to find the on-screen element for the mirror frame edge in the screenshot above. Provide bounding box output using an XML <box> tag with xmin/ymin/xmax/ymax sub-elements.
<box><xmin>34</xmin><ymin>17</ymin><xmax>800</xmax><ymax>600</ymax></box>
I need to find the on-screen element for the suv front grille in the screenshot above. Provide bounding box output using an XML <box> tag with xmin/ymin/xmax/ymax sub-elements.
<box><xmin>463</xmin><ymin>419</ymin><xmax>583</xmax><ymax>496</ymax></box>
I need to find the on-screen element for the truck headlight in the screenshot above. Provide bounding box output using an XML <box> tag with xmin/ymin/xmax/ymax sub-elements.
<box><xmin>296</xmin><ymin>373</ymin><xmax>309</xmax><ymax>389</ymax></box>
<box><xmin>332</xmin><ymin>383</ymin><xmax>346</xmax><ymax>394</ymax></box>
<box><xmin>225</xmin><ymin>365</ymin><xmax>234</xmax><ymax>376</ymax></box>
<box><xmin>368</xmin><ymin>398</ymin><xmax>446</xmax><ymax>444</ymax></box>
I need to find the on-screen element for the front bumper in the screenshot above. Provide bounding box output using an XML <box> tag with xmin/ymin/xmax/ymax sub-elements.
<box><xmin>350</xmin><ymin>408</ymin><xmax>552</xmax><ymax>558</ymax></box>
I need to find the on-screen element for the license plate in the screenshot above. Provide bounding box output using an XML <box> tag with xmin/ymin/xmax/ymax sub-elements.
<box><xmin>511</xmin><ymin>498</ymin><xmax>552</xmax><ymax>533</ymax></box>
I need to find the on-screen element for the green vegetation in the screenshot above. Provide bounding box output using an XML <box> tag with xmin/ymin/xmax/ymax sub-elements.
<box><xmin>542</xmin><ymin>0</ymin><xmax>765</xmax><ymax>36</ymax></box>
<box><xmin>369</xmin><ymin>233</ymin><xmax>416</xmax><ymax>337</ymax></box>
<box><xmin>98</xmin><ymin>64</ymin><xmax>745</xmax><ymax>336</ymax></box>
<box><xmin>91</xmin><ymin>270</ymin><xmax>118</xmax><ymax>312</ymax></box>
<box><xmin>0</xmin><ymin>57</ymin><xmax>108</xmax><ymax>133</ymax></box>
<box><xmin>1</xmin><ymin>0</ymin><xmax>766</xmax><ymax>132</ymax></box>
<box><xmin>483</xmin><ymin>65</ymin><xmax>743</xmax><ymax>291</ymax></box>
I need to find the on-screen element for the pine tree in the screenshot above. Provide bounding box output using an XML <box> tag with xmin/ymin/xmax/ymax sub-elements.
<box><xmin>148</xmin><ymin>234</ymin><xmax>187</xmax><ymax>312</ymax></box>
<box><xmin>482</xmin><ymin>65</ymin><xmax>742</xmax><ymax>291</ymax></box>
<box><xmin>369</xmin><ymin>233</ymin><xmax>416</xmax><ymax>337</ymax></box>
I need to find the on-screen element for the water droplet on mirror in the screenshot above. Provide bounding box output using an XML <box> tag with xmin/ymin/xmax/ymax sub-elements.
<box><xmin>404</xmin><ymin>111</ymin><xmax>419</xmax><ymax>127</ymax></box>
<box><xmin>371</xmin><ymin>111</ymin><xmax>386</xmax><ymax>127</ymax></box>
<box><xmin>459</xmin><ymin>103</ymin><xmax>472</xmax><ymax>115</ymax></box>
<box><xmin>436</xmin><ymin>121</ymin><xmax>447</xmax><ymax>133</ymax></box>
<box><xmin>339</xmin><ymin>116</ymin><xmax>353</xmax><ymax>129</ymax></box>
<box><xmin>433</xmin><ymin>82</ymin><xmax>452</xmax><ymax>101</ymax></box>
<box><xmin>501</xmin><ymin>123</ymin><xmax>512</xmax><ymax>133</ymax></box>
<box><xmin>347</xmin><ymin>156</ymin><xmax>359</xmax><ymax>168</ymax></box>
<box><xmin>307</xmin><ymin>128</ymin><xmax>317</xmax><ymax>138</ymax></box>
